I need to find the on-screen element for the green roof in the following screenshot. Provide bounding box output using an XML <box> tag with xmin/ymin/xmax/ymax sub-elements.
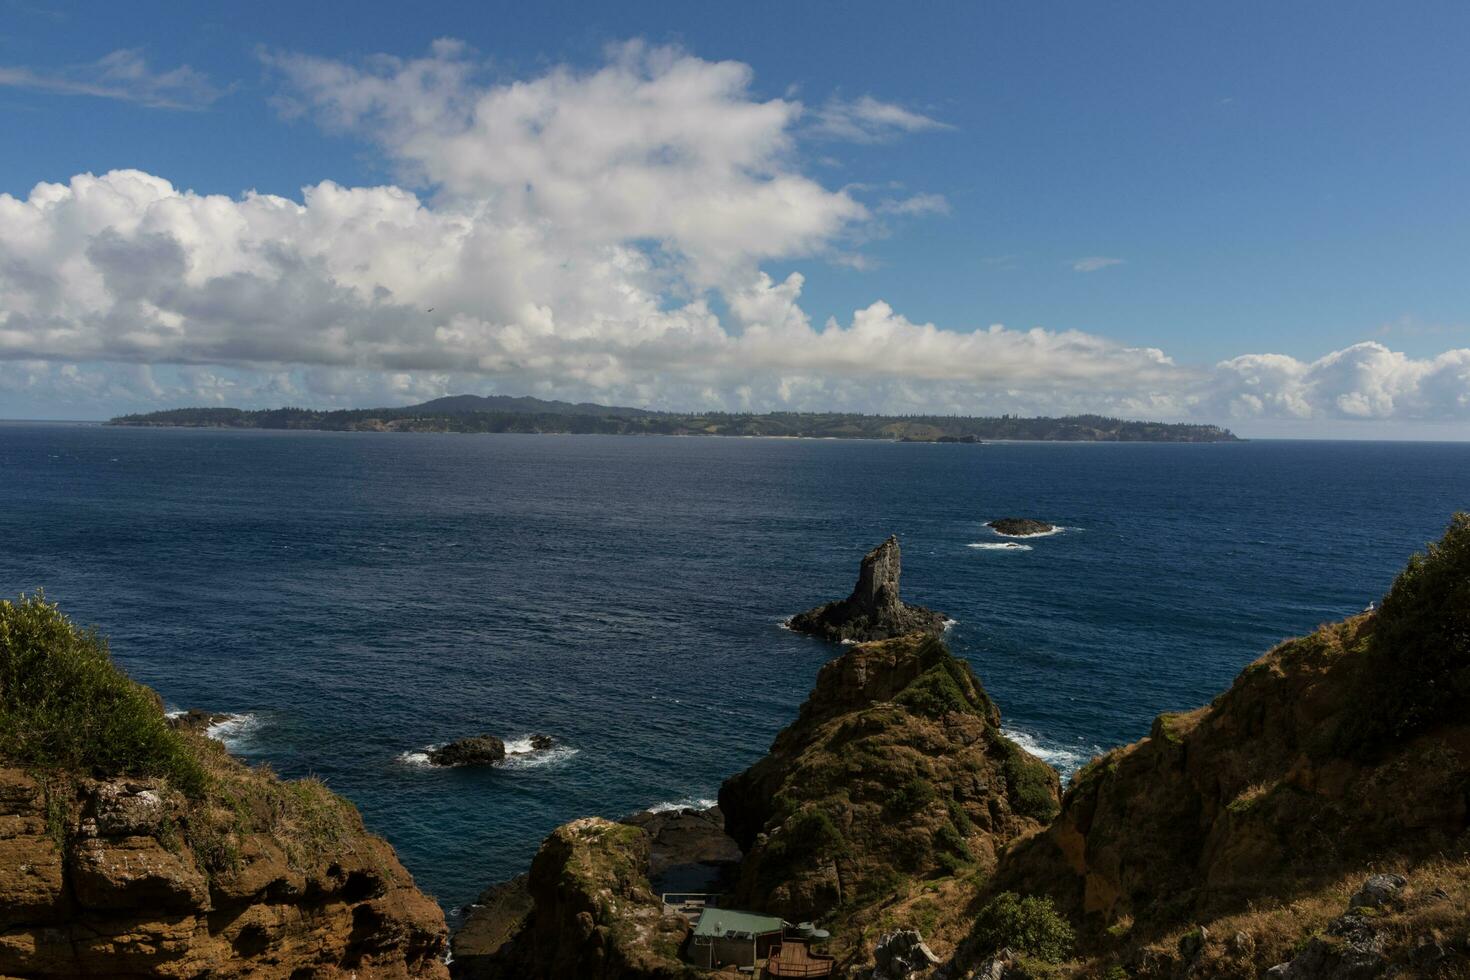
<box><xmin>692</xmin><ymin>908</ymin><xmax>786</xmax><ymax>939</ymax></box>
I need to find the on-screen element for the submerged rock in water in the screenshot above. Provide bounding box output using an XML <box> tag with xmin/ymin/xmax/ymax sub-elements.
<box><xmin>429</xmin><ymin>736</ymin><xmax>507</xmax><ymax>767</ymax></box>
<box><xmin>167</xmin><ymin>708</ymin><xmax>233</xmax><ymax>734</ymax></box>
<box><xmin>528</xmin><ymin>734</ymin><xmax>554</xmax><ymax>751</ymax></box>
<box><xmin>986</xmin><ymin>518</ymin><xmax>1055</xmax><ymax>536</ymax></box>
<box><xmin>786</xmin><ymin>535</ymin><xmax>948</xmax><ymax>643</ymax></box>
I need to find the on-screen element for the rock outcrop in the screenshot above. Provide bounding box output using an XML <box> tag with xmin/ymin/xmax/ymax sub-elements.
<box><xmin>452</xmin><ymin>818</ymin><xmax>697</xmax><ymax>980</ymax></box>
<box><xmin>621</xmin><ymin>806</ymin><xmax>741</xmax><ymax>894</ymax></box>
<box><xmin>429</xmin><ymin>735</ymin><xmax>507</xmax><ymax>767</ymax></box>
<box><xmin>787</xmin><ymin>536</ymin><xmax>948</xmax><ymax>643</ymax></box>
<box><xmin>0</xmin><ymin>765</ymin><xmax>448</xmax><ymax>978</ymax></box>
<box><xmin>985</xmin><ymin>519</ymin><xmax>1054</xmax><ymax>537</ymax></box>
<box><xmin>0</xmin><ymin>593</ymin><xmax>448</xmax><ymax>978</ymax></box>
<box><xmin>719</xmin><ymin>634</ymin><xmax>1059</xmax><ymax>965</ymax></box>
<box><xmin>166</xmin><ymin>708</ymin><xmax>234</xmax><ymax>734</ymax></box>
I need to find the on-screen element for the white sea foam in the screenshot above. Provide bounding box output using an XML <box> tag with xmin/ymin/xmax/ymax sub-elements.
<box><xmin>398</xmin><ymin>736</ymin><xmax>579</xmax><ymax>770</ymax></box>
<box><xmin>646</xmin><ymin>797</ymin><xmax>718</xmax><ymax>813</ymax></box>
<box><xmin>942</xmin><ymin>618</ymin><xmax>959</xmax><ymax>629</ymax></box>
<box><xmin>501</xmin><ymin>744</ymin><xmax>580</xmax><ymax>770</ymax></box>
<box><xmin>967</xmin><ymin>542</ymin><xmax>1032</xmax><ymax>551</ymax></box>
<box><xmin>1001</xmin><ymin>728</ymin><xmax>1101</xmax><ymax>783</ymax></box>
<box><xmin>206</xmin><ymin>713</ymin><xmax>264</xmax><ymax>752</ymax></box>
<box><xmin>396</xmin><ymin>748</ymin><xmax>436</xmax><ymax>767</ymax></box>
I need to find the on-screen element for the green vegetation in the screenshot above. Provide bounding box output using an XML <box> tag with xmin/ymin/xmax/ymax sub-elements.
<box><xmin>884</xmin><ymin>776</ymin><xmax>938</xmax><ymax>815</ymax></box>
<box><xmin>1348</xmin><ymin>512</ymin><xmax>1470</xmax><ymax>749</ymax></box>
<box><xmin>0</xmin><ymin>594</ymin><xmax>205</xmax><ymax>795</ymax></box>
<box><xmin>973</xmin><ymin>892</ymin><xmax>1076</xmax><ymax>963</ymax></box>
<box><xmin>0</xmin><ymin>593</ymin><xmax>372</xmax><ymax>880</ymax></box>
<box><xmin>110</xmin><ymin>399</ymin><xmax>1240</xmax><ymax>443</ymax></box>
<box><xmin>998</xmin><ymin>737</ymin><xmax>1061</xmax><ymax>822</ymax></box>
<box><xmin>896</xmin><ymin>658</ymin><xmax>981</xmax><ymax>717</ymax></box>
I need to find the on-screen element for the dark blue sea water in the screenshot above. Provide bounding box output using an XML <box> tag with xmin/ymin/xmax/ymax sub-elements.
<box><xmin>2</xmin><ymin>424</ymin><xmax>1467</xmax><ymax>914</ymax></box>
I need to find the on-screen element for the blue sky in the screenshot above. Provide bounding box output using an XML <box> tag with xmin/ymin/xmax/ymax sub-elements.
<box><xmin>2</xmin><ymin>1</ymin><xmax>1469</xmax><ymax>434</ymax></box>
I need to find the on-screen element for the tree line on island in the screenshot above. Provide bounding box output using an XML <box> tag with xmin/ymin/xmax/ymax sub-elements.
<box><xmin>109</xmin><ymin>394</ymin><xmax>1240</xmax><ymax>443</ymax></box>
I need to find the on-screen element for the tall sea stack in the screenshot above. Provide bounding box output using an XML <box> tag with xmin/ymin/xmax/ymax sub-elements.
<box><xmin>786</xmin><ymin>535</ymin><xmax>948</xmax><ymax>643</ymax></box>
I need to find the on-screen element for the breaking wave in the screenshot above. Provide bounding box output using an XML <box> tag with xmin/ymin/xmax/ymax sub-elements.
<box><xmin>1001</xmin><ymin>728</ymin><xmax>1102</xmax><ymax>783</ymax></box>
<box><xmin>646</xmin><ymin>797</ymin><xmax>718</xmax><ymax>813</ymax></box>
<box><xmin>967</xmin><ymin>542</ymin><xmax>1032</xmax><ymax>551</ymax></box>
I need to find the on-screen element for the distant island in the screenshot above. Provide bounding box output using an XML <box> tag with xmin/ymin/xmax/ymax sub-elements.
<box><xmin>108</xmin><ymin>394</ymin><xmax>1240</xmax><ymax>443</ymax></box>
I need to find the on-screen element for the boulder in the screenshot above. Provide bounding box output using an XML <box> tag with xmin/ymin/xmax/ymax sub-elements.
<box><xmin>872</xmin><ymin>928</ymin><xmax>941</xmax><ymax>979</ymax></box>
<box><xmin>786</xmin><ymin>536</ymin><xmax>948</xmax><ymax>643</ymax></box>
<box><xmin>429</xmin><ymin>736</ymin><xmax>507</xmax><ymax>767</ymax></box>
<box><xmin>529</xmin><ymin>734</ymin><xmax>555</xmax><ymax>751</ymax></box>
<box><xmin>167</xmin><ymin>708</ymin><xmax>233</xmax><ymax>734</ymax></box>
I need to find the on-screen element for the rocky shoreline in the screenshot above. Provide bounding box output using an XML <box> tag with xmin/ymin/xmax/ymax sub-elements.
<box><xmin>4</xmin><ymin>516</ymin><xmax>1469</xmax><ymax>978</ymax></box>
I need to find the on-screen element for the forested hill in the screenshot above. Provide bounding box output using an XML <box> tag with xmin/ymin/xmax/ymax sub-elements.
<box><xmin>108</xmin><ymin>396</ymin><xmax>1240</xmax><ymax>442</ymax></box>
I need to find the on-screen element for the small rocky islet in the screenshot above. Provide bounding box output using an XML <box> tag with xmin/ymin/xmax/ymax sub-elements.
<box><xmin>427</xmin><ymin>733</ymin><xmax>557</xmax><ymax>767</ymax></box>
<box><xmin>985</xmin><ymin>517</ymin><xmax>1056</xmax><ymax>537</ymax></box>
<box><xmin>4</xmin><ymin>515</ymin><xmax>1470</xmax><ymax>978</ymax></box>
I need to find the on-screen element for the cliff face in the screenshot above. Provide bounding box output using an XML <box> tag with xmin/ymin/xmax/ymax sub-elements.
<box><xmin>976</xmin><ymin>515</ymin><xmax>1470</xmax><ymax>977</ymax></box>
<box><xmin>720</xmin><ymin>635</ymin><xmax>1059</xmax><ymax>950</ymax></box>
<box><xmin>0</xmin><ymin>762</ymin><xmax>447</xmax><ymax>978</ymax></box>
<box><xmin>787</xmin><ymin>537</ymin><xmax>949</xmax><ymax>643</ymax></box>
<box><xmin>0</xmin><ymin>594</ymin><xmax>448</xmax><ymax>979</ymax></box>
<box><xmin>452</xmin><ymin>818</ymin><xmax>697</xmax><ymax>980</ymax></box>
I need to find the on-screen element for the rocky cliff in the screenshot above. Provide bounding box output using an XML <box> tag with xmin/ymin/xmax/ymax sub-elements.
<box><xmin>959</xmin><ymin>515</ymin><xmax>1470</xmax><ymax>977</ymax></box>
<box><xmin>450</xmin><ymin>818</ymin><xmax>697</xmax><ymax>980</ymax></box>
<box><xmin>719</xmin><ymin>634</ymin><xmax>1058</xmax><ymax>964</ymax></box>
<box><xmin>0</xmin><ymin>595</ymin><xmax>448</xmax><ymax>979</ymax></box>
<box><xmin>787</xmin><ymin>536</ymin><xmax>949</xmax><ymax>643</ymax></box>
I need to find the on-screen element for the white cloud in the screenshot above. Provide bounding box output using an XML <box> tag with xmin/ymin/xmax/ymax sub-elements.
<box><xmin>877</xmin><ymin>192</ymin><xmax>951</xmax><ymax>216</ymax></box>
<box><xmin>810</xmin><ymin>94</ymin><xmax>952</xmax><ymax>143</ymax></box>
<box><xmin>0</xmin><ymin>41</ymin><xmax>1467</xmax><ymax>428</ymax></box>
<box><xmin>0</xmin><ymin>49</ymin><xmax>224</xmax><ymax>110</ymax></box>
<box><xmin>1072</xmin><ymin>256</ymin><xmax>1125</xmax><ymax>273</ymax></box>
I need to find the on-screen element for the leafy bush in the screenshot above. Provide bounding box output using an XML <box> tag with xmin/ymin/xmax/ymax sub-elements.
<box><xmin>973</xmin><ymin>891</ymin><xmax>1075</xmax><ymax>963</ymax></box>
<box><xmin>0</xmin><ymin>594</ymin><xmax>205</xmax><ymax>795</ymax></box>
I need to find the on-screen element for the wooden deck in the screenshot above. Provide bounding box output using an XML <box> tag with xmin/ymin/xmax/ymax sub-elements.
<box><xmin>763</xmin><ymin>941</ymin><xmax>834</xmax><ymax>977</ymax></box>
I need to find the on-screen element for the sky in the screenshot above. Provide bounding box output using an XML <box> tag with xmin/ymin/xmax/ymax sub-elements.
<box><xmin>2</xmin><ymin>2</ymin><xmax>1469</xmax><ymax>436</ymax></box>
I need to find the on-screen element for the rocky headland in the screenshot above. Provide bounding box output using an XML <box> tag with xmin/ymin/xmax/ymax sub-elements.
<box><xmin>787</xmin><ymin>536</ymin><xmax>949</xmax><ymax>643</ymax></box>
<box><xmin>7</xmin><ymin>513</ymin><xmax>1470</xmax><ymax>978</ymax></box>
<box><xmin>448</xmin><ymin>514</ymin><xmax>1470</xmax><ymax>979</ymax></box>
<box><xmin>985</xmin><ymin>519</ymin><xmax>1055</xmax><ymax>537</ymax></box>
<box><xmin>0</xmin><ymin>596</ymin><xmax>449</xmax><ymax>978</ymax></box>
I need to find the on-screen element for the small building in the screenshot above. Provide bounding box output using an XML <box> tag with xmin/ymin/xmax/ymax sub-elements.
<box><xmin>687</xmin><ymin>908</ymin><xmax>786</xmax><ymax>971</ymax></box>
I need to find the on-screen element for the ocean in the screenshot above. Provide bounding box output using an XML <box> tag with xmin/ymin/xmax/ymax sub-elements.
<box><xmin>2</xmin><ymin>423</ymin><xmax>1466</xmax><ymax>915</ymax></box>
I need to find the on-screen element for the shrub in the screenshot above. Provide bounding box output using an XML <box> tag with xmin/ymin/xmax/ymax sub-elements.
<box><xmin>1353</xmin><ymin>513</ymin><xmax>1470</xmax><ymax>746</ymax></box>
<box><xmin>0</xmin><ymin>594</ymin><xmax>205</xmax><ymax>795</ymax></box>
<box><xmin>884</xmin><ymin>776</ymin><xmax>937</xmax><ymax>815</ymax></box>
<box><xmin>973</xmin><ymin>891</ymin><xmax>1075</xmax><ymax>963</ymax></box>
<box><xmin>895</xmin><ymin>663</ymin><xmax>974</xmax><ymax>717</ymax></box>
<box><xmin>998</xmin><ymin>738</ymin><xmax>1060</xmax><ymax>822</ymax></box>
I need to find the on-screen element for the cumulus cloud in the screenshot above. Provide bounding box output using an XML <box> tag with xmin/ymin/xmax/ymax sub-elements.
<box><xmin>0</xmin><ymin>49</ymin><xmax>224</xmax><ymax>109</ymax></box>
<box><xmin>1072</xmin><ymin>256</ymin><xmax>1125</xmax><ymax>273</ymax></box>
<box><xmin>0</xmin><ymin>40</ymin><xmax>1467</xmax><ymax>427</ymax></box>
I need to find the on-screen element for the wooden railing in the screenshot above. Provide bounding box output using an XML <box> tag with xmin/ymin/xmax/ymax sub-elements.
<box><xmin>764</xmin><ymin>942</ymin><xmax>834</xmax><ymax>977</ymax></box>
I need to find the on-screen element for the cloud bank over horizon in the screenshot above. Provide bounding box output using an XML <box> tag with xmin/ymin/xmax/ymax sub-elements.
<box><xmin>1</xmin><ymin>41</ymin><xmax>1467</xmax><ymax>427</ymax></box>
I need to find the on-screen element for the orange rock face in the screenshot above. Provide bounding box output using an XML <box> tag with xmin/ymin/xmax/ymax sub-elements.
<box><xmin>0</xmin><ymin>768</ymin><xmax>448</xmax><ymax>978</ymax></box>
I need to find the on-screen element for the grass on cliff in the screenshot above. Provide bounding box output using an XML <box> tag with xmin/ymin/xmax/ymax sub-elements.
<box><xmin>0</xmin><ymin>593</ymin><xmax>206</xmax><ymax>795</ymax></box>
<box><xmin>0</xmin><ymin>593</ymin><xmax>369</xmax><ymax>879</ymax></box>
